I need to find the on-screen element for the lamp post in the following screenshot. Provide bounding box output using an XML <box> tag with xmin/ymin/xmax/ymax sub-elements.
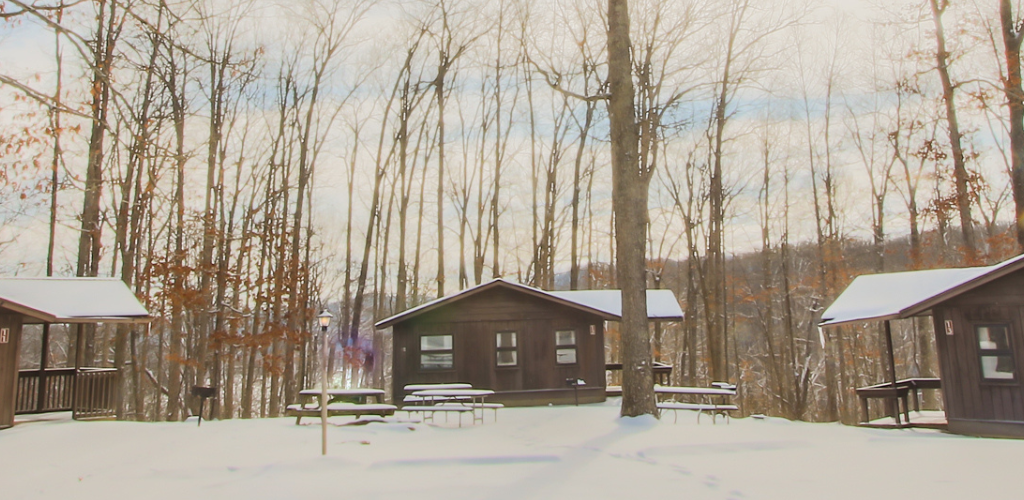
<box><xmin>318</xmin><ymin>310</ymin><xmax>333</xmax><ymax>456</ymax></box>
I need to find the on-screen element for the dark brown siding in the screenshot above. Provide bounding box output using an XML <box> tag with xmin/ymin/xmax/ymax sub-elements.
<box><xmin>0</xmin><ymin>311</ymin><xmax>24</xmax><ymax>429</ymax></box>
<box><xmin>931</xmin><ymin>269</ymin><xmax>1024</xmax><ymax>433</ymax></box>
<box><xmin>390</xmin><ymin>286</ymin><xmax>607</xmax><ymax>406</ymax></box>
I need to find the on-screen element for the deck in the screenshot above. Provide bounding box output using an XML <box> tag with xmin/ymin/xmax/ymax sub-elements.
<box><xmin>15</xmin><ymin>368</ymin><xmax>118</xmax><ymax>420</ymax></box>
<box><xmin>861</xmin><ymin>410</ymin><xmax>948</xmax><ymax>431</ymax></box>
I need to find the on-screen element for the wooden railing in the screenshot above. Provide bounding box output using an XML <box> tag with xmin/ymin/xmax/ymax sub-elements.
<box><xmin>16</xmin><ymin>368</ymin><xmax>76</xmax><ymax>414</ymax></box>
<box><xmin>606</xmin><ymin>362</ymin><xmax>673</xmax><ymax>385</ymax></box>
<box><xmin>74</xmin><ymin>368</ymin><xmax>118</xmax><ymax>420</ymax></box>
<box><xmin>16</xmin><ymin>368</ymin><xmax>118</xmax><ymax>419</ymax></box>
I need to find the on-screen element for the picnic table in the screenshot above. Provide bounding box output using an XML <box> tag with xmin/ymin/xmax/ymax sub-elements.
<box><xmin>403</xmin><ymin>388</ymin><xmax>501</xmax><ymax>426</ymax></box>
<box><xmin>855</xmin><ymin>378</ymin><xmax>940</xmax><ymax>425</ymax></box>
<box><xmin>654</xmin><ymin>384</ymin><xmax>738</xmax><ymax>424</ymax></box>
<box><xmin>402</xmin><ymin>383</ymin><xmax>474</xmax><ymax>404</ymax></box>
<box><xmin>287</xmin><ymin>388</ymin><xmax>395</xmax><ymax>425</ymax></box>
<box><xmin>403</xmin><ymin>383</ymin><xmax>473</xmax><ymax>392</ymax></box>
<box><xmin>298</xmin><ymin>388</ymin><xmax>386</xmax><ymax>405</ymax></box>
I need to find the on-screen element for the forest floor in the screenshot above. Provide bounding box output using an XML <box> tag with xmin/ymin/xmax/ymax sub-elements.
<box><xmin>2</xmin><ymin>399</ymin><xmax>1020</xmax><ymax>499</ymax></box>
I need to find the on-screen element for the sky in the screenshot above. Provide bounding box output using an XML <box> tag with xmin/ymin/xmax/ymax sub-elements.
<box><xmin>3</xmin><ymin>399</ymin><xmax>1023</xmax><ymax>499</ymax></box>
<box><xmin>0</xmin><ymin>0</ymin><xmax>1018</xmax><ymax>280</ymax></box>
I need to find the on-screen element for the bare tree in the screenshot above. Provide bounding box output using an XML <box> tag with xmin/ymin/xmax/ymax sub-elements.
<box><xmin>930</xmin><ymin>0</ymin><xmax>978</xmax><ymax>259</ymax></box>
<box><xmin>607</xmin><ymin>0</ymin><xmax>656</xmax><ymax>417</ymax></box>
<box><xmin>997</xmin><ymin>0</ymin><xmax>1024</xmax><ymax>251</ymax></box>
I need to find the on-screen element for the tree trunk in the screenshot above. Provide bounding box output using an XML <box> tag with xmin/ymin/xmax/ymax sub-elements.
<box><xmin>167</xmin><ymin>45</ymin><xmax>189</xmax><ymax>421</ymax></box>
<box><xmin>929</xmin><ymin>0</ymin><xmax>976</xmax><ymax>259</ymax></box>
<box><xmin>608</xmin><ymin>0</ymin><xmax>656</xmax><ymax>418</ymax></box>
<box><xmin>1000</xmin><ymin>0</ymin><xmax>1024</xmax><ymax>252</ymax></box>
<box><xmin>435</xmin><ymin>55</ymin><xmax>448</xmax><ymax>298</ymax></box>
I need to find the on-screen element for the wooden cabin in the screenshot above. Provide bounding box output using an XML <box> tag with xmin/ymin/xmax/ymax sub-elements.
<box><xmin>375</xmin><ymin>279</ymin><xmax>684</xmax><ymax>407</ymax></box>
<box><xmin>821</xmin><ymin>254</ymin><xmax>1024</xmax><ymax>438</ymax></box>
<box><xmin>0</xmin><ymin>278</ymin><xmax>151</xmax><ymax>429</ymax></box>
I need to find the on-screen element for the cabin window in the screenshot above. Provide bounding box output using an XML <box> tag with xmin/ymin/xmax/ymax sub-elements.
<box><xmin>977</xmin><ymin>324</ymin><xmax>1015</xmax><ymax>381</ymax></box>
<box><xmin>496</xmin><ymin>331</ymin><xmax>518</xmax><ymax>367</ymax></box>
<box><xmin>555</xmin><ymin>329</ymin><xmax>577</xmax><ymax>365</ymax></box>
<box><xmin>420</xmin><ymin>334</ymin><xmax>453</xmax><ymax>370</ymax></box>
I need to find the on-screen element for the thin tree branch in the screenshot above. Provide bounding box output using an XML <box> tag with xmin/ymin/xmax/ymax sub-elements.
<box><xmin>0</xmin><ymin>0</ymin><xmax>85</xmax><ymax>19</ymax></box>
<box><xmin>525</xmin><ymin>55</ymin><xmax>609</xmax><ymax>102</ymax></box>
<box><xmin>0</xmin><ymin>74</ymin><xmax>94</xmax><ymax>119</ymax></box>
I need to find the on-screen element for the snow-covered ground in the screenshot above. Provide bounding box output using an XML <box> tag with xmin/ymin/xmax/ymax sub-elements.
<box><xmin>2</xmin><ymin>400</ymin><xmax>1021</xmax><ymax>499</ymax></box>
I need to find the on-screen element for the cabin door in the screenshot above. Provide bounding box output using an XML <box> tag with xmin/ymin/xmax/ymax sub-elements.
<box><xmin>490</xmin><ymin>320</ymin><xmax>532</xmax><ymax>392</ymax></box>
<box><xmin>0</xmin><ymin>313</ymin><xmax>23</xmax><ymax>429</ymax></box>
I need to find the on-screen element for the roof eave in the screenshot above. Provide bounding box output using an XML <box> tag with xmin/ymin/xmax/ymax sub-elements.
<box><xmin>650</xmin><ymin>314</ymin><xmax>685</xmax><ymax>321</ymax></box>
<box><xmin>21</xmin><ymin>317</ymin><xmax>153</xmax><ymax>325</ymax></box>
<box><xmin>0</xmin><ymin>300</ymin><xmax>58</xmax><ymax>323</ymax></box>
<box><xmin>3</xmin><ymin>300</ymin><xmax>152</xmax><ymax>325</ymax></box>
<box><xmin>60</xmin><ymin>315</ymin><xmax>152</xmax><ymax>325</ymax></box>
<box><xmin>901</xmin><ymin>259</ymin><xmax>1024</xmax><ymax>318</ymax></box>
<box><xmin>820</xmin><ymin>307</ymin><xmax>937</xmax><ymax>327</ymax></box>
<box><xmin>820</xmin><ymin>312</ymin><xmax>906</xmax><ymax>328</ymax></box>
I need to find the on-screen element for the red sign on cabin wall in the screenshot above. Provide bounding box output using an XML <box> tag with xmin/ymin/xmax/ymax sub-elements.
<box><xmin>0</xmin><ymin>328</ymin><xmax>8</xmax><ymax>344</ymax></box>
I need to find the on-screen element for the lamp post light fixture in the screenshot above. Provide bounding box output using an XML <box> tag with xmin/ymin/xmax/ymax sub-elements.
<box><xmin>318</xmin><ymin>309</ymin><xmax>333</xmax><ymax>456</ymax></box>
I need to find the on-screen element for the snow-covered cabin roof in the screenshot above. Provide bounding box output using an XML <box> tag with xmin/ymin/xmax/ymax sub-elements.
<box><xmin>374</xmin><ymin>278</ymin><xmax>683</xmax><ymax>329</ymax></box>
<box><xmin>548</xmin><ymin>289</ymin><xmax>684</xmax><ymax>320</ymax></box>
<box><xmin>819</xmin><ymin>253</ymin><xmax>1024</xmax><ymax>327</ymax></box>
<box><xmin>0</xmin><ymin>277</ymin><xmax>151</xmax><ymax>324</ymax></box>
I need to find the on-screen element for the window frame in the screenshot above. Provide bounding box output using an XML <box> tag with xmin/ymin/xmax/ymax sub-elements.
<box><xmin>495</xmin><ymin>331</ymin><xmax>518</xmax><ymax>367</ymax></box>
<box><xmin>419</xmin><ymin>334</ymin><xmax>454</xmax><ymax>371</ymax></box>
<box><xmin>975</xmin><ymin>323</ymin><xmax>1016</xmax><ymax>383</ymax></box>
<box><xmin>555</xmin><ymin>329</ymin><xmax>578</xmax><ymax>365</ymax></box>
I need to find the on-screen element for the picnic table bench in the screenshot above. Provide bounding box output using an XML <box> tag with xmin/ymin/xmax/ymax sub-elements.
<box><xmin>286</xmin><ymin>388</ymin><xmax>396</xmax><ymax>425</ymax></box>
<box><xmin>400</xmin><ymin>386</ymin><xmax>502</xmax><ymax>426</ymax></box>
<box><xmin>655</xmin><ymin>384</ymin><xmax>738</xmax><ymax>424</ymax></box>
<box><xmin>401</xmin><ymin>404</ymin><xmax>476</xmax><ymax>427</ymax></box>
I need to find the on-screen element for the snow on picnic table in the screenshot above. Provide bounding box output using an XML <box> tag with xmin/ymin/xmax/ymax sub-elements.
<box><xmin>1</xmin><ymin>400</ymin><xmax>1021</xmax><ymax>500</ymax></box>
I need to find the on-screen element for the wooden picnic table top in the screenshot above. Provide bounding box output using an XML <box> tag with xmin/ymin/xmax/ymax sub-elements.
<box><xmin>404</xmin><ymin>383</ymin><xmax>473</xmax><ymax>392</ymax></box>
<box><xmin>855</xmin><ymin>385</ymin><xmax>910</xmax><ymax>397</ymax></box>
<box><xmin>412</xmin><ymin>388</ymin><xmax>495</xmax><ymax>398</ymax></box>
<box><xmin>324</xmin><ymin>402</ymin><xmax>396</xmax><ymax>411</ymax></box>
<box><xmin>654</xmin><ymin>385</ymin><xmax>736</xmax><ymax>396</ymax></box>
<box><xmin>299</xmin><ymin>388</ymin><xmax>385</xmax><ymax>397</ymax></box>
<box><xmin>861</xmin><ymin>378</ymin><xmax>941</xmax><ymax>390</ymax></box>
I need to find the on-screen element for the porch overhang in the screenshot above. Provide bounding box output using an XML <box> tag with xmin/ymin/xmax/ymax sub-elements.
<box><xmin>0</xmin><ymin>277</ymin><xmax>151</xmax><ymax>324</ymax></box>
<box><xmin>819</xmin><ymin>254</ymin><xmax>1024</xmax><ymax>328</ymax></box>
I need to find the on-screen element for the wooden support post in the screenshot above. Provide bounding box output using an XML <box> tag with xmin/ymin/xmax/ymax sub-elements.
<box><xmin>36</xmin><ymin>324</ymin><xmax>50</xmax><ymax>412</ymax></box>
<box><xmin>73</xmin><ymin>324</ymin><xmax>83</xmax><ymax>420</ymax></box>
<box><xmin>884</xmin><ymin>321</ymin><xmax>898</xmax><ymax>388</ymax></box>
<box><xmin>884</xmin><ymin>321</ymin><xmax>901</xmax><ymax>425</ymax></box>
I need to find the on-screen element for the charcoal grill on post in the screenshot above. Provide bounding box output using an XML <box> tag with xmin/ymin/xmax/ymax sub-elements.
<box><xmin>565</xmin><ymin>378</ymin><xmax>585</xmax><ymax>406</ymax></box>
<box><xmin>191</xmin><ymin>385</ymin><xmax>216</xmax><ymax>427</ymax></box>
